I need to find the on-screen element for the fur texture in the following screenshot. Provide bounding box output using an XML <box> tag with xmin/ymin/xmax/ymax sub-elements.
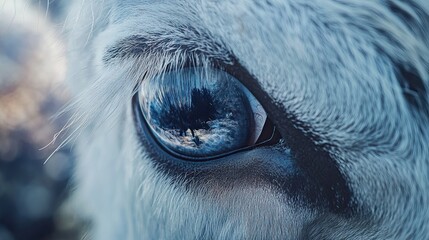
<box><xmin>62</xmin><ymin>0</ymin><xmax>429</xmax><ymax>239</ymax></box>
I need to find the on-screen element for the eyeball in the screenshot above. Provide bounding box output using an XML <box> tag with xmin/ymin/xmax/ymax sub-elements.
<box><xmin>137</xmin><ymin>68</ymin><xmax>275</xmax><ymax>160</ymax></box>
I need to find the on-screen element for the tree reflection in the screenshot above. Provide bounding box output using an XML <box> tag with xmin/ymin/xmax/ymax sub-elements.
<box><xmin>156</xmin><ymin>87</ymin><xmax>217</xmax><ymax>144</ymax></box>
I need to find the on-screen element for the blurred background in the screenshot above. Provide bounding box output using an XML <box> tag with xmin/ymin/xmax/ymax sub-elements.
<box><xmin>0</xmin><ymin>0</ymin><xmax>81</xmax><ymax>239</ymax></box>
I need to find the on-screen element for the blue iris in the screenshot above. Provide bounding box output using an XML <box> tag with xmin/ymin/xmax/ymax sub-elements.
<box><xmin>139</xmin><ymin>68</ymin><xmax>264</xmax><ymax>158</ymax></box>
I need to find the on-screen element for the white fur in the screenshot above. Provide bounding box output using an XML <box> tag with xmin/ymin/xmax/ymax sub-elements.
<box><xmin>62</xmin><ymin>0</ymin><xmax>429</xmax><ymax>239</ymax></box>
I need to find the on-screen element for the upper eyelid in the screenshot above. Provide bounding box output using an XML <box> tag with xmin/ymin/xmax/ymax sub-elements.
<box><xmin>102</xmin><ymin>28</ymin><xmax>232</xmax><ymax>65</ymax></box>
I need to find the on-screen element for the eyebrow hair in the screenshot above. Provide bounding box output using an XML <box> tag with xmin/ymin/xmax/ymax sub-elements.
<box><xmin>103</xmin><ymin>27</ymin><xmax>232</xmax><ymax>65</ymax></box>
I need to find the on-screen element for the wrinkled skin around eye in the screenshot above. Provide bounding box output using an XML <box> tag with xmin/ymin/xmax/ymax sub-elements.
<box><xmin>138</xmin><ymin>68</ymin><xmax>266</xmax><ymax>158</ymax></box>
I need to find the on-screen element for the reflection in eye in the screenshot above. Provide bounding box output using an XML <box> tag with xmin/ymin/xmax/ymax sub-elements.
<box><xmin>138</xmin><ymin>68</ymin><xmax>269</xmax><ymax>159</ymax></box>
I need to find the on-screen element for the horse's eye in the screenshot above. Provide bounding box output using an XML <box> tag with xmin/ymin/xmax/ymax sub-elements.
<box><xmin>137</xmin><ymin>68</ymin><xmax>279</xmax><ymax>160</ymax></box>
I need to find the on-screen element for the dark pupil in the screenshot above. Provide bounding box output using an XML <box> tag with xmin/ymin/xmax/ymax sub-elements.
<box><xmin>155</xmin><ymin>88</ymin><xmax>216</xmax><ymax>145</ymax></box>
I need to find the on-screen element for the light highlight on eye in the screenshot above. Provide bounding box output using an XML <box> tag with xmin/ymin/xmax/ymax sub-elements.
<box><xmin>138</xmin><ymin>68</ymin><xmax>270</xmax><ymax>159</ymax></box>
